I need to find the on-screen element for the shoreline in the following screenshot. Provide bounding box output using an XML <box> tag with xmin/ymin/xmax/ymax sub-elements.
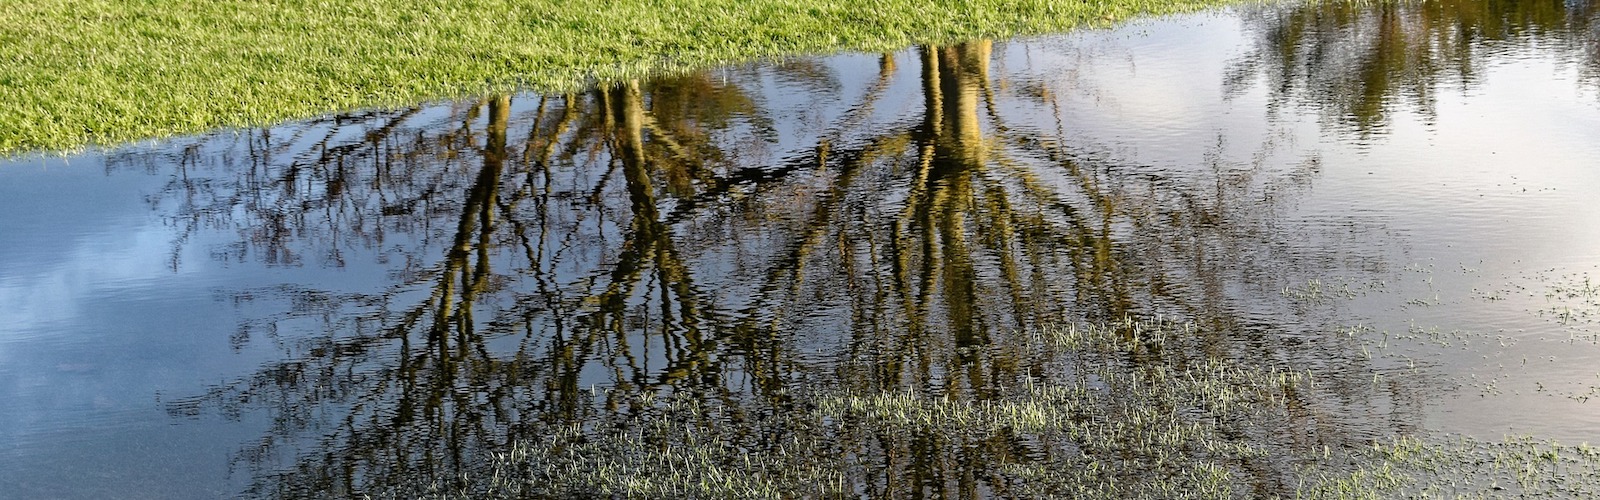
<box><xmin>0</xmin><ymin>0</ymin><xmax>1248</xmax><ymax>156</ymax></box>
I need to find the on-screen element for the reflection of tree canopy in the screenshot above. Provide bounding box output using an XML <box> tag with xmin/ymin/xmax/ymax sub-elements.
<box><xmin>118</xmin><ymin>33</ymin><xmax>1417</xmax><ymax>497</ymax></box>
<box><xmin>1230</xmin><ymin>0</ymin><xmax>1600</xmax><ymax>134</ymax></box>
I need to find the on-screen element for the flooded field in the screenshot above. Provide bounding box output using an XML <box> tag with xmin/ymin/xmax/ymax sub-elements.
<box><xmin>3</xmin><ymin>0</ymin><xmax>1600</xmax><ymax>497</ymax></box>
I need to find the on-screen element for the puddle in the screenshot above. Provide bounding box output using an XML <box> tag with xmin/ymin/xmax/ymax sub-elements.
<box><xmin>2</xmin><ymin>0</ymin><xmax>1600</xmax><ymax>496</ymax></box>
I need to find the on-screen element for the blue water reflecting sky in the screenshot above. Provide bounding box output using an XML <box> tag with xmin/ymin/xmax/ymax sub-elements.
<box><xmin>4</xmin><ymin>3</ymin><xmax>1600</xmax><ymax>496</ymax></box>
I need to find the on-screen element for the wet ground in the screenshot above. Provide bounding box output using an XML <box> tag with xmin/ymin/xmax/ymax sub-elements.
<box><xmin>2</xmin><ymin>0</ymin><xmax>1600</xmax><ymax>497</ymax></box>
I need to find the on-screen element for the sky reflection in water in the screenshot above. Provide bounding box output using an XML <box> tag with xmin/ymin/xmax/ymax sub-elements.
<box><xmin>2</xmin><ymin>0</ymin><xmax>1600</xmax><ymax>497</ymax></box>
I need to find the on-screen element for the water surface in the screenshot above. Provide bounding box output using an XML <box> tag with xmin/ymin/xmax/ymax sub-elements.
<box><xmin>3</xmin><ymin>0</ymin><xmax>1600</xmax><ymax>497</ymax></box>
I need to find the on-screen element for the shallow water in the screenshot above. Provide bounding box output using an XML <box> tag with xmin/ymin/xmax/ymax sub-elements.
<box><xmin>3</xmin><ymin>0</ymin><xmax>1600</xmax><ymax>497</ymax></box>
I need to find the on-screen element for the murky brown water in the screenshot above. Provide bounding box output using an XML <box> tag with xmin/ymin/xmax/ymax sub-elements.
<box><xmin>3</xmin><ymin>0</ymin><xmax>1600</xmax><ymax>497</ymax></box>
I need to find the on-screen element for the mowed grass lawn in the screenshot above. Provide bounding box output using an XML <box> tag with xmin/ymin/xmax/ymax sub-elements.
<box><xmin>1</xmin><ymin>0</ymin><xmax>1241</xmax><ymax>155</ymax></box>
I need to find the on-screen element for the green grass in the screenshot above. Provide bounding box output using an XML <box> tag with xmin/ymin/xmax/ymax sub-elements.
<box><xmin>302</xmin><ymin>318</ymin><xmax>1600</xmax><ymax>498</ymax></box>
<box><xmin>1</xmin><ymin>0</ymin><xmax>1247</xmax><ymax>155</ymax></box>
<box><xmin>1302</xmin><ymin>435</ymin><xmax>1600</xmax><ymax>499</ymax></box>
<box><xmin>383</xmin><ymin>319</ymin><xmax>1317</xmax><ymax>498</ymax></box>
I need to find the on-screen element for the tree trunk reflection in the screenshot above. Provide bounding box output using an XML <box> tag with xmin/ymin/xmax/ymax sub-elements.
<box><xmin>108</xmin><ymin>3</ymin><xmax>1575</xmax><ymax>490</ymax></box>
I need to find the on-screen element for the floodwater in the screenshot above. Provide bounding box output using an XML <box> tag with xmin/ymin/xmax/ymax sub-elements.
<box><xmin>3</xmin><ymin>0</ymin><xmax>1600</xmax><ymax>497</ymax></box>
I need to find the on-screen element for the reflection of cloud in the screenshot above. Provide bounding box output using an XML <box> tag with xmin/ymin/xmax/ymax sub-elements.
<box><xmin>1025</xmin><ymin>16</ymin><xmax>1282</xmax><ymax>167</ymax></box>
<box><xmin>0</xmin><ymin>218</ymin><xmax>186</xmax><ymax>442</ymax></box>
<box><xmin>1308</xmin><ymin>53</ymin><xmax>1600</xmax><ymax>260</ymax></box>
<box><xmin>1095</xmin><ymin>20</ymin><xmax>1242</xmax><ymax>125</ymax></box>
<box><xmin>1005</xmin><ymin>6</ymin><xmax>1600</xmax><ymax>442</ymax></box>
<box><xmin>0</xmin><ymin>218</ymin><xmax>180</xmax><ymax>349</ymax></box>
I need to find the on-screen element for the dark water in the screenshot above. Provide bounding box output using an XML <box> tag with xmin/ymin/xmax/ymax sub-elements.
<box><xmin>3</xmin><ymin>0</ymin><xmax>1600</xmax><ymax>497</ymax></box>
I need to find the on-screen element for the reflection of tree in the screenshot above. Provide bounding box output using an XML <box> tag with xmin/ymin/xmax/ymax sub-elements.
<box><xmin>1229</xmin><ymin>0</ymin><xmax>1600</xmax><ymax>134</ymax></box>
<box><xmin>126</xmin><ymin>34</ymin><xmax>1413</xmax><ymax>497</ymax></box>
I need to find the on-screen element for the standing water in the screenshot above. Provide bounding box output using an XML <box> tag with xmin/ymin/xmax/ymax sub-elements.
<box><xmin>3</xmin><ymin>0</ymin><xmax>1600</xmax><ymax>497</ymax></box>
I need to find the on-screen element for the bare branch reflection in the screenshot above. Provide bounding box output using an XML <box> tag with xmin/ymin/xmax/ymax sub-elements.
<box><xmin>97</xmin><ymin>6</ymin><xmax>1559</xmax><ymax>492</ymax></box>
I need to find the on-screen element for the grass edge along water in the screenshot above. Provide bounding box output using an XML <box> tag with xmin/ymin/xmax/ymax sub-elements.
<box><xmin>1</xmin><ymin>0</ymin><xmax>1260</xmax><ymax>156</ymax></box>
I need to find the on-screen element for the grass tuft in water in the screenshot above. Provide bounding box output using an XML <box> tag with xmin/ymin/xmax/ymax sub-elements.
<box><xmin>1302</xmin><ymin>435</ymin><xmax>1600</xmax><ymax>499</ymax></box>
<box><xmin>353</xmin><ymin>318</ymin><xmax>1600</xmax><ymax>498</ymax></box>
<box><xmin>379</xmin><ymin>319</ymin><xmax>1320</xmax><ymax>498</ymax></box>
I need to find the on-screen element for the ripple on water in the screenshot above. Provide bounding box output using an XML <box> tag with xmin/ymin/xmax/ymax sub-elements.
<box><xmin>5</xmin><ymin>0</ymin><xmax>1600</xmax><ymax>496</ymax></box>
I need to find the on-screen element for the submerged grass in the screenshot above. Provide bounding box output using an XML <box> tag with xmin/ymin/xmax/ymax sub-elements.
<box><xmin>351</xmin><ymin>318</ymin><xmax>1600</xmax><ymax>498</ymax></box>
<box><xmin>386</xmin><ymin>320</ymin><xmax>1308</xmax><ymax>498</ymax></box>
<box><xmin>1</xmin><ymin>0</ymin><xmax>1248</xmax><ymax>155</ymax></box>
<box><xmin>1303</xmin><ymin>435</ymin><xmax>1600</xmax><ymax>499</ymax></box>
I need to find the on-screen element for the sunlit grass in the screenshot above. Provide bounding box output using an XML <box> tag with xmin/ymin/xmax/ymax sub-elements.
<box><xmin>1303</xmin><ymin>435</ymin><xmax>1600</xmax><ymax>499</ymax></box>
<box><xmin>380</xmin><ymin>320</ymin><xmax>1286</xmax><ymax>497</ymax></box>
<box><xmin>388</xmin><ymin>396</ymin><xmax>849</xmax><ymax>499</ymax></box>
<box><xmin>355</xmin><ymin>318</ymin><xmax>1600</xmax><ymax>498</ymax></box>
<box><xmin>1</xmin><ymin>0</ymin><xmax>1250</xmax><ymax>155</ymax></box>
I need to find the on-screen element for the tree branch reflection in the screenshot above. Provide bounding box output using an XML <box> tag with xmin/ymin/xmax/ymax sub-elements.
<box><xmin>105</xmin><ymin>24</ymin><xmax>1473</xmax><ymax>496</ymax></box>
